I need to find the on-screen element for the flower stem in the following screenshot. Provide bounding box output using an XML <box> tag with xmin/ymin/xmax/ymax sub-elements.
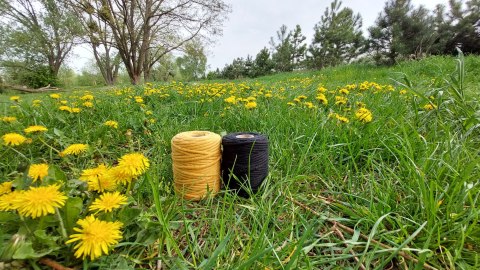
<box><xmin>56</xmin><ymin>208</ymin><xmax>68</xmax><ymax>239</ymax></box>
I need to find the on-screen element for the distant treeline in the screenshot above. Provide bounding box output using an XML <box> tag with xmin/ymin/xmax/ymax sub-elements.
<box><xmin>207</xmin><ymin>0</ymin><xmax>480</xmax><ymax>80</ymax></box>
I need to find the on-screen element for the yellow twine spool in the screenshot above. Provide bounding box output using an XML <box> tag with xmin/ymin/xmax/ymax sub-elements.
<box><xmin>171</xmin><ymin>131</ymin><xmax>222</xmax><ymax>200</ymax></box>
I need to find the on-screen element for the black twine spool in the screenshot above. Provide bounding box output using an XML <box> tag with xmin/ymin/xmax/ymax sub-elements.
<box><xmin>221</xmin><ymin>132</ymin><xmax>269</xmax><ymax>196</ymax></box>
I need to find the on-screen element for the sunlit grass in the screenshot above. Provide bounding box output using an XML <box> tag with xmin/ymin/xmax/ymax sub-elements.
<box><xmin>0</xmin><ymin>55</ymin><xmax>479</xmax><ymax>268</ymax></box>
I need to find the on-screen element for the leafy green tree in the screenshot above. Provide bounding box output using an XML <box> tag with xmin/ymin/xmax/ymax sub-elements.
<box><xmin>270</xmin><ymin>25</ymin><xmax>294</xmax><ymax>72</ymax></box>
<box><xmin>253</xmin><ymin>47</ymin><xmax>274</xmax><ymax>77</ymax></box>
<box><xmin>290</xmin><ymin>25</ymin><xmax>307</xmax><ymax>69</ymax></box>
<box><xmin>444</xmin><ymin>0</ymin><xmax>480</xmax><ymax>54</ymax></box>
<box><xmin>175</xmin><ymin>41</ymin><xmax>207</xmax><ymax>81</ymax></box>
<box><xmin>222</xmin><ymin>58</ymin><xmax>247</xmax><ymax>79</ymax></box>
<box><xmin>308</xmin><ymin>0</ymin><xmax>365</xmax><ymax>69</ymax></box>
<box><xmin>368</xmin><ymin>0</ymin><xmax>435</xmax><ymax>64</ymax></box>
<box><xmin>0</xmin><ymin>0</ymin><xmax>83</xmax><ymax>80</ymax></box>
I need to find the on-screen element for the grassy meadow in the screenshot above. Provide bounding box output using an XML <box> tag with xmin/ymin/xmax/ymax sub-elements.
<box><xmin>1</xmin><ymin>55</ymin><xmax>480</xmax><ymax>269</ymax></box>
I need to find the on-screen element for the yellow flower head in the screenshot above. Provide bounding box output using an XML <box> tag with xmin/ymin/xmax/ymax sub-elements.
<box><xmin>104</xmin><ymin>121</ymin><xmax>118</xmax><ymax>129</ymax></box>
<box><xmin>0</xmin><ymin>190</ymin><xmax>23</xmax><ymax>211</ymax></box>
<box><xmin>60</xmin><ymin>144</ymin><xmax>88</xmax><ymax>157</ymax></box>
<box><xmin>24</xmin><ymin>125</ymin><xmax>48</xmax><ymax>134</ymax></box>
<box><xmin>224</xmin><ymin>96</ymin><xmax>236</xmax><ymax>104</ymax></box>
<box><xmin>1</xmin><ymin>116</ymin><xmax>17</xmax><ymax>123</ymax></box>
<box><xmin>106</xmin><ymin>166</ymin><xmax>134</xmax><ymax>185</ymax></box>
<box><xmin>355</xmin><ymin>108</ymin><xmax>373</xmax><ymax>123</ymax></box>
<box><xmin>245</xmin><ymin>101</ymin><xmax>257</xmax><ymax>110</ymax></box>
<box><xmin>0</xmin><ymin>181</ymin><xmax>13</xmax><ymax>195</ymax></box>
<box><xmin>80</xmin><ymin>164</ymin><xmax>117</xmax><ymax>192</ymax></box>
<box><xmin>2</xmin><ymin>133</ymin><xmax>28</xmax><ymax>146</ymax></box>
<box><xmin>339</xmin><ymin>88</ymin><xmax>350</xmax><ymax>95</ymax></box>
<box><xmin>89</xmin><ymin>192</ymin><xmax>128</xmax><ymax>213</ymax></box>
<box><xmin>66</xmin><ymin>215</ymin><xmax>123</xmax><ymax>260</ymax></box>
<box><xmin>423</xmin><ymin>103</ymin><xmax>437</xmax><ymax>111</ymax></box>
<box><xmin>50</xmin><ymin>93</ymin><xmax>61</xmax><ymax>99</ymax></box>
<box><xmin>59</xmin><ymin>106</ymin><xmax>71</xmax><ymax>112</ymax></box>
<box><xmin>71</xmin><ymin>108</ymin><xmax>82</xmax><ymax>113</ymax></box>
<box><xmin>28</xmin><ymin>163</ymin><xmax>49</xmax><ymax>182</ymax></box>
<box><xmin>10</xmin><ymin>96</ymin><xmax>20</xmax><ymax>102</ymax></box>
<box><xmin>80</xmin><ymin>94</ymin><xmax>94</xmax><ymax>101</ymax></box>
<box><xmin>83</xmin><ymin>101</ymin><xmax>94</xmax><ymax>108</ymax></box>
<box><xmin>117</xmin><ymin>153</ymin><xmax>150</xmax><ymax>178</ymax></box>
<box><xmin>13</xmin><ymin>184</ymin><xmax>67</xmax><ymax>218</ymax></box>
<box><xmin>335</xmin><ymin>96</ymin><xmax>347</xmax><ymax>105</ymax></box>
<box><xmin>315</xmin><ymin>94</ymin><xmax>328</xmax><ymax>105</ymax></box>
<box><xmin>32</xmin><ymin>100</ymin><xmax>42</xmax><ymax>106</ymax></box>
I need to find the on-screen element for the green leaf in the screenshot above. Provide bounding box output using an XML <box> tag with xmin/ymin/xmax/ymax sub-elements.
<box><xmin>62</xmin><ymin>197</ymin><xmax>83</xmax><ymax>234</ymax></box>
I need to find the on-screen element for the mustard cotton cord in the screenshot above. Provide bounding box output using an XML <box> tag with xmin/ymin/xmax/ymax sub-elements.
<box><xmin>171</xmin><ymin>131</ymin><xmax>221</xmax><ymax>200</ymax></box>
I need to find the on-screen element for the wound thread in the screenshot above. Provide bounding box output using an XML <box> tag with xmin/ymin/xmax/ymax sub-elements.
<box><xmin>221</xmin><ymin>132</ymin><xmax>269</xmax><ymax>196</ymax></box>
<box><xmin>171</xmin><ymin>131</ymin><xmax>222</xmax><ymax>200</ymax></box>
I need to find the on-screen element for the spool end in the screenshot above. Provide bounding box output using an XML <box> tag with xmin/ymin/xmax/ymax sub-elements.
<box><xmin>236</xmin><ymin>134</ymin><xmax>255</xmax><ymax>139</ymax></box>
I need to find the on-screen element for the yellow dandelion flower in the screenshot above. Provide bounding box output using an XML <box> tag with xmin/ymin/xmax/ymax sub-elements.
<box><xmin>24</xmin><ymin>125</ymin><xmax>48</xmax><ymax>134</ymax></box>
<box><xmin>399</xmin><ymin>89</ymin><xmax>407</xmax><ymax>95</ymax></box>
<box><xmin>80</xmin><ymin>164</ymin><xmax>117</xmax><ymax>192</ymax></box>
<box><xmin>104</xmin><ymin>121</ymin><xmax>118</xmax><ymax>129</ymax></box>
<box><xmin>59</xmin><ymin>105</ymin><xmax>72</xmax><ymax>112</ymax></box>
<box><xmin>0</xmin><ymin>181</ymin><xmax>13</xmax><ymax>195</ymax></box>
<box><xmin>297</xmin><ymin>95</ymin><xmax>307</xmax><ymax>101</ymax></box>
<box><xmin>287</xmin><ymin>102</ymin><xmax>295</xmax><ymax>107</ymax></box>
<box><xmin>32</xmin><ymin>100</ymin><xmax>42</xmax><ymax>106</ymax></box>
<box><xmin>60</xmin><ymin>144</ymin><xmax>88</xmax><ymax>157</ymax></box>
<box><xmin>423</xmin><ymin>103</ymin><xmax>437</xmax><ymax>111</ymax></box>
<box><xmin>2</xmin><ymin>133</ymin><xmax>28</xmax><ymax>146</ymax></box>
<box><xmin>335</xmin><ymin>96</ymin><xmax>347</xmax><ymax>105</ymax></box>
<box><xmin>1</xmin><ymin>116</ymin><xmax>17</xmax><ymax>123</ymax></box>
<box><xmin>224</xmin><ymin>96</ymin><xmax>236</xmax><ymax>104</ymax></box>
<box><xmin>135</xmin><ymin>96</ymin><xmax>144</xmax><ymax>103</ymax></box>
<box><xmin>71</xmin><ymin>108</ymin><xmax>82</xmax><ymax>113</ymax></box>
<box><xmin>60</xmin><ymin>100</ymin><xmax>68</xmax><ymax>105</ymax></box>
<box><xmin>355</xmin><ymin>108</ymin><xmax>373</xmax><ymax>123</ymax></box>
<box><xmin>106</xmin><ymin>166</ymin><xmax>134</xmax><ymax>185</ymax></box>
<box><xmin>50</xmin><ymin>93</ymin><xmax>61</xmax><ymax>99</ymax></box>
<box><xmin>0</xmin><ymin>190</ymin><xmax>23</xmax><ymax>211</ymax></box>
<box><xmin>339</xmin><ymin>88</ymin><xmax>349</xmax><ymax>95</ymax></box>
<box><xmin>304</xmin><ymin>102</ymin><xmax>315</xmax><ymax>109</ymax></box>
<box><xmin>145</xmin><ymin>110</ymin><xmax>153</xmax><ymax>116</ymax></box>
<box><xmin>245</xmin><ymin>101</ymin><xmax>257</xmax><ymax>110</ymax></box>
<box><xmin>66</xmin><ymin>215</ymin><xmax>123</xmax><ymax>260</ymax></box>
<box><xmin>333</xmin><ymin>114</ymin><xmax>349</xmax><ymax>123</ymax></box>
<box><xmin>28</xmin><ymin>163</ymin><xmax>49</xmax><ymax>182</ymax></box>
<box><xmin>265</xmin><ymin>93</ymin><xmax>273</xmax><ymax>98</ymax></box>
<box><xmin>13</xmin><ymin>184</ymin><xmax>67</xmax><ymax>218</ymax></box>
<box><xmin>315</xmin><ymin>94</ymin><xmax>328</xmax><ymax>105</ymax></box>
<box><xmin>10</xmin><ymin>96</ymin><xmax>20</xmax><ymax>102</ymax></box>
<box><xmin>80</xmin><ymin>94</ymin><xmax>94</xmax><ymax>101</ymax></box>
<box><xmin>117</xmin><ymin>153</ymin><xmax>150</xmax><ymax>178</ymax></box>
<box><xmin>89</xmin><ymin>192</ymin><xmax>128</xmax><ymax>213</ymax></box>
<box><xmin>83</xmin><ymin>101</ymin><xmax>94</xmax><ymax>108</ymax></box>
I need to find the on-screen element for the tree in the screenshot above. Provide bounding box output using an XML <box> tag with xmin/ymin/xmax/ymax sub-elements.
<box><xmin>270</xmin><ymin>25</ymin><xmax>294</xmax><ymax>72</ymax></box>
<box><xmin>308</xmin><ymin>0</ymin><xmax>365</xmax><ymax>69</ymax></box>
<box><xmin>368</xmin><ymin>0</ymin><xmax>435</xmax><ymax>64</ymax></box>
<box><xmin>253</xmin><ymin>47</ymin><xmax>274</xmax><ymax>77</ymax></box>
<box><xmin>67</xmin><ymin>1</ymin><xmax>120</xmax><ymax>85</ymax></box>
<box><xmin>444</xmin><ymin>0</ymin><xmax>480</xmax><ymax>54</ymax></box>
<box><xmin>0</xmin><ymin>0</ymin><xmax>82</xmax><ymax>79</ymax></box>
<box><xmin>68</xmin><ymin>0</ymin><xmax>230</xmax><ymax>85</ymax></box>
<box><xmin>290</xmin><ymin>25</ymin><xmax>307</xmax><ymax>69</ymax></box>
<box><xmin>176</xmin><ymin>41</ymin><xmax>207</xmax><ymax>81</ymax></box>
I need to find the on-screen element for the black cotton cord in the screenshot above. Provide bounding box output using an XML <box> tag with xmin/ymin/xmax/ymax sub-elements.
<box><xmin>221</xmin><ymin>132</ymin><xmax>269</xmax><ymax>196</ymax></box>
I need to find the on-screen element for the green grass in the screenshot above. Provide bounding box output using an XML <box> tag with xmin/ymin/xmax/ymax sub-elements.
<box><xmin>1</xmin><ymin>55</ymin><xmax>479</xmax><ymax>269</ymax></box>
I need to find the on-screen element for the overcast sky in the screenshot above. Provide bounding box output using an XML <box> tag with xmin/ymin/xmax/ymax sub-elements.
<box><xmin>70</xmin><ymin>0</ymin><xmax>449</xmax><ymax>72</ymax></box>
